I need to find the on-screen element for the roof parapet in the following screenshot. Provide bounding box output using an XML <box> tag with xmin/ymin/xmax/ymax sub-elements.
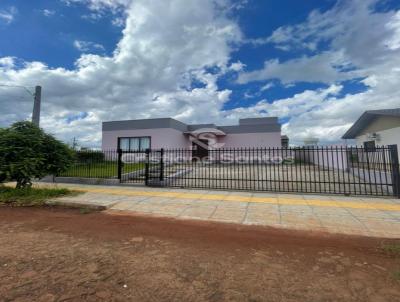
<box><xmin>239</xmin><ymin>117</ymin><xmax>278</xmax><ymax>125</ymax></box>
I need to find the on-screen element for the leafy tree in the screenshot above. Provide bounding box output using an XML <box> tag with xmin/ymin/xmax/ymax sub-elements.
<box><xmin>0</xmin><ymin>128</ymin><xmax>6</xmax><ymax>184</ymax></box>
<box><xmin>0</xmin><ymin>121</ymin><xmax>74</xmax><ymax>188</ymax></box>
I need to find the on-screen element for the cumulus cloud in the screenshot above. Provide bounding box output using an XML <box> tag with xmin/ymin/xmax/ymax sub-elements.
<box><xmin>73</xmin><ymin>40</ymin><xmax>105</xmax><ymax>52</ymax></box>
<box><xmin>0</xmin><ymin>0</ymin><xmax>242</xmax><ymax>147</ymax></box>
<box><xmin>239</xmin><ymin>0</ymin><xmax>400</xmax><ymax>85</ymax></box>
<box><xmin>0</xmin><ymin>6</ymin><xmax>17</xmax><ymax>25</ymax></box>
<box><xmin>1</xmin><ymin>0</ymin><xmax>400</xmax><ymax>147</ymax></box>
<box><xmin>42</xmin><ymin>9</ymin><xmax>56</xmax><ymax>17</ymax></box>
<box><xmin>238</xmin><ymin>51</ymin><xmax>356</xmax><ymax>84</ymax></box>
<box><xmin>61</xmin><ymin>0</ymin><xmax>130</xmax><ymax>11</ymax></box>
<box><xmin>235</xmin><ymin>0</ymin><xmax>400</xmax><ymax>144</ymax></box>
<box><xmin>260</xmin><ymin>82</ymin><xmax>274</xmax><ymax>91</ymax></box>
<box><xmin>0</xmin><ymin>57</ymin><xmax>16</xmax><ymax>69</ymax></box>
<box><xmin>63</xmin><ymin>0</ymin><xmax>128</xmax><ymax>26</ymax></box>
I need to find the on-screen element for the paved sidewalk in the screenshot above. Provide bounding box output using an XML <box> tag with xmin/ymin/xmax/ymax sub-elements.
<box><xmin>42</xmin><ymin>183</ymin><xmax>400</xmax><ymax>238</ymax></box>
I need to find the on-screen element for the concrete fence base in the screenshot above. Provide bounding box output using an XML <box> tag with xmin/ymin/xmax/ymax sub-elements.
<box><xmin>39</xmin><ymin>175</ymin><xmax>121</xmax><ymax>186</ymax></box>
<box><xmin>146</xmin><ymin>169</ymin><xmax>193</xmax><ymax>187</ymax></box>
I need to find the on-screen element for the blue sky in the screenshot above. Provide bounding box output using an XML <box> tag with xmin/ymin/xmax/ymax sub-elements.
<box><xmin>1</xmin><ymin>0</ymin><xmax>400</xmax><ymax>146</ymax></box>
<box><xmin>0</xmin><ymin>0</ymin><xmax>121</xmax><ymax>68</ymax></box>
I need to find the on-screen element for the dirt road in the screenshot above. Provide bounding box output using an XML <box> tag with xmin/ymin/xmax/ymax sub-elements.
<box><xmin>0</xmin><ymin>207</ymin><xmax>399</xmax><ymax>301</ymax></box>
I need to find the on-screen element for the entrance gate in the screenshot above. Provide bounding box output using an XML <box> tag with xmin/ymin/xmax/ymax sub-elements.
<box><xmin>118</xmin><ymin>149</ymin><xmax>164</xmax><ymax>185</ymax></box>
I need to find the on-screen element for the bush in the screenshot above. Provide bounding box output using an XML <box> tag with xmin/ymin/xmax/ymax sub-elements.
<box><xmin>75</xmin><ymin>151</ymin><xmax>105</xmax><ymax>163</ymax></box>
<box><xmin>0</xmin><ymin>121</ymin><xmax>74</xmax><ymax>188</ymax></box>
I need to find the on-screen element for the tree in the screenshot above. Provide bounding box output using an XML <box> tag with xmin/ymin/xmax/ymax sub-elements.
<box><xmin>0</xmin><ymin>128</ymin><xmax>6</xmax><ymax>184</ymax></box>
<box><xmin>0</xmin><ymin>121</ymin><xmax>74</xmax><ymax>188</ymax></box>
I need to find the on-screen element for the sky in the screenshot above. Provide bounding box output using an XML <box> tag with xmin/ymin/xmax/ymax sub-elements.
<box><xmin>1</xmin><ymin>0</ymin><xmax>400</xmax><ymax>147</ymax></box>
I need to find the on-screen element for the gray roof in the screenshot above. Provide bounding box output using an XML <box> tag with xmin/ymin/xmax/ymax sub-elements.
<box><xmin>342</xmin><ymin>108</ymin><xmax>400</xmax><ymax>139</ymax></box>
<box><xmin>103</xmin><ymin>117</ymin><xmax>281</xmax><ymax>134</ymax></box>
<box><xmin>239</xmin><ymin>117</ymin><xmax>278</xmax><ymax>125</ymax></box>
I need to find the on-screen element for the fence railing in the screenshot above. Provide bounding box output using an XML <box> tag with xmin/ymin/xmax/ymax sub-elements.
<box><xmin>58</xmin><ymin>145</ymin><xmax>400</xmax><ymax>197</ymax></box>
<box><xmin>59</xmin><ymin>150</ymin><xmax>119</xmax><ymax>179</ymax></box>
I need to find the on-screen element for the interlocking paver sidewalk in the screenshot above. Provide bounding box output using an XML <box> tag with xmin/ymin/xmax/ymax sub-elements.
<box><xmin>40</xmin><ymin>183</ymin><xmax>400</xmax><ymax>238</ymax></box>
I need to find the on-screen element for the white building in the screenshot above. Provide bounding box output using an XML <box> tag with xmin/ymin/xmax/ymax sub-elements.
<box><xmin>342</xmin><ymin>108</ymin><xmax>400</xmax><ymax>156</ymax></box>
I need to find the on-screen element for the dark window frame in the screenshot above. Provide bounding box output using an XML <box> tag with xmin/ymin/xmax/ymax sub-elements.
<box><xmin>363</xmin><ymin>140</ymin><xmax>376</xmax><ymax>152</ymax></box>
<box><xmin>118</xmin><ymin>136</ymin><xmax>151</xmax><ymax>151</ymax></box>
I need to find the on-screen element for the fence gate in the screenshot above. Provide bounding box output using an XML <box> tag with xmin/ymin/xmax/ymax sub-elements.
<box><xmin>118</xmin><ymin>149</ymin><xmax>166</xmax><ymax>185</ymax></box>
<box><xmin>118</xmin><ymin>150</ymin><xmax>148</xmax><ymax>184</ymax></box>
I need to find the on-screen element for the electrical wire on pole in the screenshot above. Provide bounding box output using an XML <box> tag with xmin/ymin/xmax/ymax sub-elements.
<box><xmin>0</xmin><ymin>83</ymin><xmax>42</xmax><ymax>126</ymax></box>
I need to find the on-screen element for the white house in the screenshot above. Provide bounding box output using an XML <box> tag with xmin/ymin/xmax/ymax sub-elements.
<box><xmin>342</xmin><ymin>108</ymin><xmax>400</xmax><ymax>156</ymax></box>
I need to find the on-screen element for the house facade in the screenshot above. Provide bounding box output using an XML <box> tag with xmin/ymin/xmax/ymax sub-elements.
<box><xmin>342</xmin><ymin>108</ymin><xmax>400</xmax><ymax>156</ymax></box>
<box><xmin>102</xmin><ymin>117</ymin><xmax>285</xmax><ymax>152</ymax></box>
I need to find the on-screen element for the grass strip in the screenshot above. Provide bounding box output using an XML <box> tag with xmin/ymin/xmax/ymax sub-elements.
<box><xmin>0</xmin><ymin>186</ymin><xmax>77</xmax><ymax>206</ymax></box>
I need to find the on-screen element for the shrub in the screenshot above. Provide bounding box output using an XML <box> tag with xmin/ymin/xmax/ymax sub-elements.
<box><xmin>0</xmin><ymin>121</ymin><xmax>74</xmax><ymax>188</ymax></box>
<box><xmin>75</xmin><ymin>151</ymin><xmax>104</xmax><ymax>163</ymax></box>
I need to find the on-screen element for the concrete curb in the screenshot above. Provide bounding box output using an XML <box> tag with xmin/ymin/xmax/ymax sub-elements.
<box><xmin>45</xmin><ymin>199</ymin><xmax>111</xmax><ymax>211</ymax></box>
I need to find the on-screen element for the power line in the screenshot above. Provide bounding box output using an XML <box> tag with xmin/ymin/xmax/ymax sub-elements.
<box><xmin>0</xmin><ymin>84</ymin><xmax>35</xmax><ymax>96</ymax></box>
<box><xmin>0</xmin><ymin>95</ymin><xmax>31</xmax><ymax>100</ymax></box>
<box><xmin>0</xmin><ymin>83</ymin><xmax>42</xmax><ymax>126</ymax></box>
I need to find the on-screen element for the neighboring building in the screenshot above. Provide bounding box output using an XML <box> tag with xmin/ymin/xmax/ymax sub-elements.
<box><xmin>342</xmin><ymin>108</ymin><xmax>400</xmax><ymax>153</ymax></box>
<box><xmin>303</xmin><ymin>137</ymin><xmax>319</xmax><ymax>146</ymax></box>
<box><xmin>102</xmin><ymin>117</ymin><xmax>285</xmax><ymax>152</ymax></box>
<box><xmin>281</xmin><ymin>135</ymin><xmax>289</xmax><ymax>148</ymax></box>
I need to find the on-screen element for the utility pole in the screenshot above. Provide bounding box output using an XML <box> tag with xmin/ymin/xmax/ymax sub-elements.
<box><xmin>72</xmin><ymin>137</ymin><xmax>78</xmax><ymax>150</ymax></box>
<box><xmin>32</xmin><ymin>86</ymin><xmax>42</xmax><ymax>126</ymax></box>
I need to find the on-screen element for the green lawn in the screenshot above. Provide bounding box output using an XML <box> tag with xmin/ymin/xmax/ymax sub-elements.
<box><xmin>59</xmin><ymin>161</ymin><xmax>146</xmax><ymax>178</ymax></box>
<box><xmin>0</xmin><ymin>186</ymin><xmax>76</xmax><ymax>206</ymax></box>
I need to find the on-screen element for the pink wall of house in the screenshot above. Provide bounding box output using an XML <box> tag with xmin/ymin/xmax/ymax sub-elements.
<box><xmin>102</xmin><ymin>129</ymin><xmax>282</xmax><ymax>150</ymax></box>
<box><xmin>102</xmin><ymin>128</ymin><xmax>191</xmax><ymax>150</ymax></box>
<box><xmin>218</xmin><ymin>132</ymin><xmax>282</xmax><ymax>148</ymax></box>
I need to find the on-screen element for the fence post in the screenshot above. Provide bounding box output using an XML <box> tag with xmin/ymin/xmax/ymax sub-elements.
<box><xmin>117</xmin><ymin>149</ymin><xmax>122</xmax><ymax>182</ymax></box>
<box><xmin>389</xmin><ymin>145</ymin><xmax>400</xmax><ymax>198</ymax></box>
<box><xmin>160</xmin><ymin>148</ymin><xmax>164</xmax><ymax>181</ymax></box>
<box><xmin>145</xmin><ymin>148</ymin><xmax>150</xmax><ymax>186</ymax></box>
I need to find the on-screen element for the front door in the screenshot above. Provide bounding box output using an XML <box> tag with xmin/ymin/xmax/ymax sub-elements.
<box><xmin>192</xmin><ymin>139</ymin><xmax>209</xmax><ymax>161</ymax></box>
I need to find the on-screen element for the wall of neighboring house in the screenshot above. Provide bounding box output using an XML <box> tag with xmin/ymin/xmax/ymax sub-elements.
<box><xmin>356</xmin><ymin>127</ymin><xmax>400</xmax><ymax>147</ymax></box>
<box><xmin>102</xmin><ymin>128</ymin><xmax>190</xmax><ymax>150</ymax></box>
<box><xmin>355</xmin><ymin>116</ymin><xmax>400</xmax><ymax>158</ymax></box>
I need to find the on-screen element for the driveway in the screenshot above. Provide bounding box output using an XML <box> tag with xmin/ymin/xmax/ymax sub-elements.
<box><xmin>162</xmin><ymin>163</ymin><xmax>392</xmax><ymax>196</ymax></box>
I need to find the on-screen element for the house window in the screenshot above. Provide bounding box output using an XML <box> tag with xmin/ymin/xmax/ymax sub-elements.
<box><xmin>119</xmin><ymin>137</ymin><xmax>151</xmax><ymax>151</ymax></box>
<box><xmin>363</xmin><ymin>140</ymin><xmax>376</xmax><ymax>152</ymax></box>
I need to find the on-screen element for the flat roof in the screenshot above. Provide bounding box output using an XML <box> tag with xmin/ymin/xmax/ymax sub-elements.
<box><xmin>102</xmin><ymin>117</ymin><xmax>281</xmax><ymax>134</ymax></box>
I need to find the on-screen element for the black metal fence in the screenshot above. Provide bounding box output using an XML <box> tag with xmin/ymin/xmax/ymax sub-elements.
<box><xmin>59</xmin><ymin>150</ymin><xmax>119</xmax><ymax>179</ymax></box>
<box><xmin>59</xmin><ymin>145</ymin><xmax>400</xmax><ymax>197</ymax></box>
<box><xmin>59</xmin><ymin>149</ymin><xmax>146</xmax><ymax>183</ymax></box>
